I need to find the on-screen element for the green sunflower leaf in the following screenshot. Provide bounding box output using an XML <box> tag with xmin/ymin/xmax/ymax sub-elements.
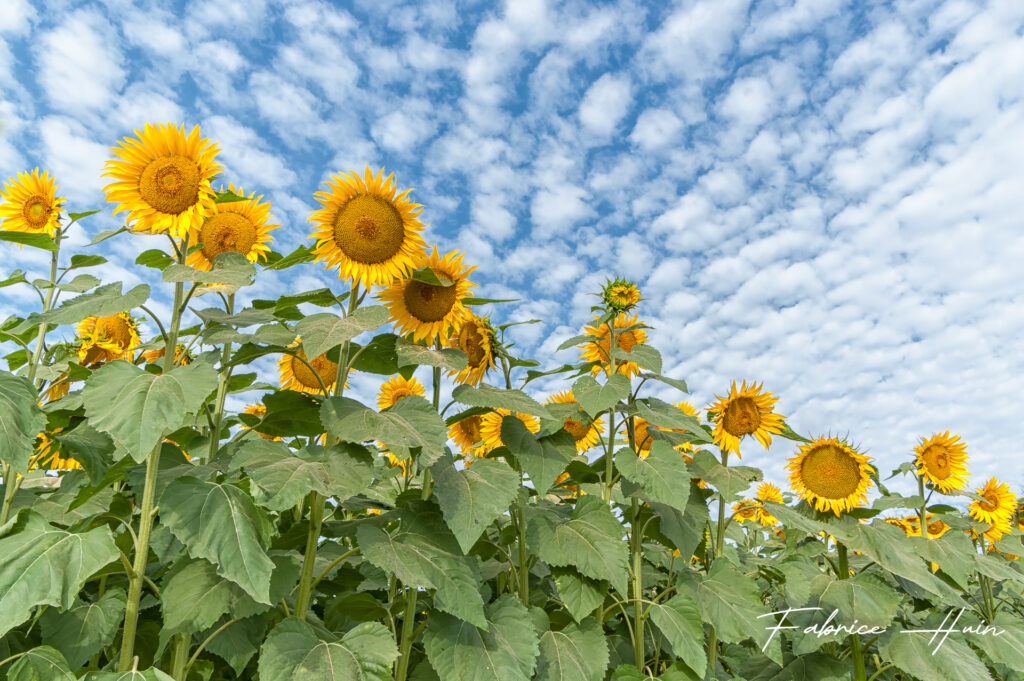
<box><xmin>162</xmin><ymin>251</ymin><xmax>256</xmax><ymax>286</ymax></box>
<box><xmin>159</xmin><ymin>478</ymin><xmax>275</xmax><ymax>604</ymax></box>
<box><xmin>689</xmin><ymin>449</ymin><xmax>761</xmax><ymax>499</ymax></box>
<box><xmin>0</xmin><ymin>371</ymin><xmax>47</xmax><ymax>474</ymax></box>
<box><xmin>322</xmin><ymin>395</ymin><xmax>447</xmax><ymax>467</ymax></box>
<box><xmin>16</xmin><ymin>282</ymin><xmax>150</xmax><ymax>330</ymax></box>
<box><xmin>535</xmin><ymin>618</ymin><xmax>609</xmax><ymax>681</ymax></box>
<box><xmin>4</xmin><ymin>646</ymin><xmax>74</xmax><ymax>680</ymax></box>
<box><xmin>880</xmin><ymin>626</ymin><xmax>992</xmax><ymax>681</ymax></box>
<box><xmin>67</xmin><ymin>254</ymin><xmax>107</xmax><ymax>269</ymax></box>
<box><xmin>627</xmin><ymin>344</ymin><xmax>662</xmax><ymax>373</ymax></box>
<box><xmin>452</xmin><ymin>384</ymin><xmax>553</xmax><ymax>420</ymax></box>
<box><xmin>430</xmin><ymin>453</ymin><xmax>521</xmax><ymax>553</ymax></box>
<box><xmin>423</xmin><ymin>594</ymin><xmax>539</xmax><ymax>681</ymax></box>
<box><xmin>501</xmin><ymin>417</ymin><xmax>574</xmax><ymax>494</ymax></box>
<box><xmin>615</xmin><ymin>441</ymin><xmax>691</xmax><ymax>512</ymax></box>
<box><xmin>551</xmin><ymin>568</ymin><xmax>606</xmax><ymax>623</ymax></box>
<box><xmin>648</xmin><ymin>592</ymin><xmax>707</xmax><ymax>678</ymax></box>
<box><xmin>0</xmin><ymin>230</ymin><xmax>58</xmax><ymax>251</ymax></box>
<box><xmin>136</xmin><ymin>248</ymin><xmax>174</xmax><ymax>270</ymax></box>
<box><xmin>296</xmin><ymin>306</ymin><xmax>391</xmax><ymax>359</ymax></box>
<box><xmin>410</xmin><ymin>266</ymin><xmax>454</xmax><ymax>287</ymax></box>
<box><xmin>696</xmin><ymin>562</ymin><xmax>779</xmax><ymax>663</ymax></box>
<box><xmin>83</xmin><ymin>669</ymin><xmax>177</xmax><ymax>680</ymax></box>
<box><xmin>0</xmin><ymin>511</ymin><xmax>118</xmax><ymax>639</ymax></box>
<box><xmin>396</xmin><ymin>338</ymin><xmax>468</xmax><ymax>371</ymax></box>
<box><xmin>636</xmin><ymin>398</ymin><xmax>712</xmax><ymax>443</ymax></box>
<box><xmin>82</xmin><ymin>360</ymin><xmax>218</xmax><ymax>461</ymax></box>
<box><xmin>571</xmin><ymin>374</ymin><xmax>629</xmax><ymax>417</ymax></box>
<box><xmin>39</xmin><ymin>588</ymin><xmax>126</xmax><ymax>668</ymax></box>
<box><xmin>528</xmin><ymin>495</ymin><xmax>628</xmax><ymax>594</ymax></box>
<box><xmin>259</xmin><ymin>618</ymin><xmax>398</xmax><ymax>681</ymax></box>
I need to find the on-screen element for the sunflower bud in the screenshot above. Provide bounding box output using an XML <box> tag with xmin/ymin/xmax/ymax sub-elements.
<box><xmin>600</xmin><ymin>277</ymin><xmax>641</xmax><ymax>312</ymax></box>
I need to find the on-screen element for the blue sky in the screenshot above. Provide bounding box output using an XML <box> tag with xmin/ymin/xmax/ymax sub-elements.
<box><xmin>2</xmin><ymin>0</ymin><xmax>1023</xmax><ymax>500</ymax></box>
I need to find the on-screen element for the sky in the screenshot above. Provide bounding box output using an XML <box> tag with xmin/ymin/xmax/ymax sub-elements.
<box><xmin>1</xmin><ymin>0</ymin><xmax>1023</xmax><ymax>501</ymax></box>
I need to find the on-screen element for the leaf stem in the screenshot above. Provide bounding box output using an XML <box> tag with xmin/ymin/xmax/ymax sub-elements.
<box><xmin>205</xmin><ymin>293</ymin><xmax>235</xmax><ymax>462</ymax></box>
<box><xmin>170</xmin><ymin>633</ymin><xmax>190</xmax><ymax>680</ymax></box>
<box><xmin>838</xmin><ymin>542</ymin><xmax>867</xmax><ymax>681</ymax></box>
<box><xmin>294</xmin><ymin>490</ymin><xmax>324</xmax><ymax>619</ymax></box>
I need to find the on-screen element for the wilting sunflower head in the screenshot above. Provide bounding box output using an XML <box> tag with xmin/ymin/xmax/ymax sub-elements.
<box><xmin>309</xmin><ymin>166</ymin><xmax>428</xmax><ymax>288</ymax></box>
<box><xmin>377</xmin><ymin>375</ymin><xmax>426</xmax><ymax>410</ymax></box>
<box><xmin>600</xmin><ymin>277</ymin><xmax>641</xmax><ymax>312</ymax></box>
<box><xmin>76</xmin><ymin>313</ymin><xmax>141</xmax><ymax>365</ymax></box>
<box><xmin>755</xmin><ymin>482</ymin><xmax>784</xmax><ymax>526</ymax></box>
<box><xmin>379</xmin><ymin>246</ymin><xmax>477</xmax><ymax>343</ymax></box>
<box><xmin>479</xmin><ymin>409</ymin><xmax>540</xmax><ymax>451</ymax></box>
<box><xmin>732</xmin><ymin>499</ymin><xmax>761</xmax><ymax>523</ymax></box>
<box><xmin>546</xmin><ymin>390</ymin><xmax>604</xmax><ymax>453</ymax></box>
<box><xmin>913</xmin><ymin>431</ymin><xmax>969</xmax><ymax>494</ymax></box>
<box><xmin>103</xmin><ymin>122</ymin><xmax>221</xmax><ymax>239</ymax></box>
<box><xmin>786</xmin><ymin>436</ymin><xmax>874</xmax><ymax>517</ymax></box>
<box><xmin>0</xmin><ymin>168</ymin><xmax>65</xmax><ymax>237</ymax></box>
<box><xmin>186</xmin><ymin>183</ymin><xmax>278</xmax><ymax>271</ymax></box>
<box><xmin>448</xmin><ymin>414</ymin><xmax>491</xmax><ymax>458</ymax></box>
<box><xmin>140</xmin><ymin>344</ymin><xmax>192</xmax><ymax>367</ymax></box>
<box><xmin>578</xmin><ymin>312</ymin><xmax>648</xmax><ymax>378</ymax></box>
<box><xmin>30</xmin><ymin>430</ymin><xmax>81</xmax><ymax>471</ymax></box>
<box><xmin>277</xmin><ymin>338</ymin><xmax>343</xmax><ymax>395</ymax></box>
<box><xmin>968</xmin><ymin>477</ymin><xmax>1016</xmax><ymax>531</ymax></box>
<box><xmin>445</xmin><ymin>313</ymin><xmax>495</xmax><ymax>386</ymax></box>
<box><xmin>708</xmin><ymin>380</ymin><xmax>785</xmax><ymax>458</ymax></box>
<box><xmin>628</xmin><ymin>418</ymin><xmax>656</xmax><ymax>457</ymax></box>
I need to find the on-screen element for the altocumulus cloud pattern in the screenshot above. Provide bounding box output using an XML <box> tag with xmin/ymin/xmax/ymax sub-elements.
<box><xmin>1</xmin><ymin>0</ymin><xmax>1023</xmax><ymax>494</ymax></box>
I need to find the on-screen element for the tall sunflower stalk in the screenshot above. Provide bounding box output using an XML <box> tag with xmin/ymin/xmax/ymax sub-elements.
<box><xmin>205</xmin><ymin>292</ymin><xmax>236</xmax><ymax>463</ymax></box>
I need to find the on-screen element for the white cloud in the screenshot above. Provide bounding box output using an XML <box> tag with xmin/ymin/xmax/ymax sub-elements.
<box><xmin>38</xmin><ymin>116</ymin><xmax>109</xmax><ymax>202</ymax></box>
<box><xmin>578</xmin><ymin>72</ymin><xmax>633</xmax><ymax>137</ymax></box>
<box><xmin>0</xmin><ymin>0</ymin><xmax>35</xmax><ymax>35</ymax></box>
<box><xmin>36</xmin><ymin>10</ymin><xmax>125</xmax><ymax>112</ymax></box>
<box><xmin>640</xmin><ymin>0</ymin><xmax>751</xmax><ymax>82</ymax></box>
<box><xmin>629</xmin><ymin>107</ymin><xmax>684</xmax><ymax>151</ymax></box>
<box><xmin>202</xmin><ymin>115</ymin><xmax>299</xmax><ymax>189</ymax></box>
<box><xmin>718</xmin><ymin>76</ymin><xmax>773</xmax><ymax>128</ymax></box>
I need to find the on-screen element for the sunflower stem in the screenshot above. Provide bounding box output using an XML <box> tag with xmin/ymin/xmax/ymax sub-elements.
<box><xmin>838</xmin><ymin>542</ymin><xmax>867</xmax><ymax>681</ymax></box>
<box><xmin>918</xmin><ymin>474</ymin><xmax>929</xmax><ymax>549</ymax></box>
<box><xmin>118</xmin><ymin>238</ymin><xmax>188</xmax><ymax>672</ymax></box>
<box><xmin>206</xmin><ymin>293</ymin><xmax>235</xmax><ymax>463</ymax></box>
<box><xmin>294</xmin><ymin>490</ymin><xmax>324</xmax><ymax>619</ymax></box>
<box><xmin>170</xmin><ymin>633</ymin><xmax>190</xmax><ymax>681</ymax></box>
<box><xmin>421</xmin><ymin>337</ymin><xmax>442</xmax><ymax>501</ymax></box>
<box><xmin>631</xmin><ymin>496</ymin><xmax>645</xmax><ymax>670</ymax></box>
<box><xmin>394</xmin><ymin>585</ymin><xmax>419</xmax><ymax>681</ymax></box>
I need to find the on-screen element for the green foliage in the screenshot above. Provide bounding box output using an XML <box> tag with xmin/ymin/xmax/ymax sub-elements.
<box><xmin>0</xmin><ymin>372</ymin><xmax>47</xmax><ymax>473</ymax></box>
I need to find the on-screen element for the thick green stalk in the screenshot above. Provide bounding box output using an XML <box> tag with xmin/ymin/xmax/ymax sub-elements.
<box><xmin>517</xmin><ymin>504</ymin><xmax>529</xmax><ymax>605</ymax></box>
<box><xmin>918</xmin><ymin>475</ymin><xmax>929</xmax><ymax>548</ymax></box>
<box><xmin>118</xmin><ymin>245</ymin><xmax>187</xmax><ymax>672</ymax></box>
<box><xmin>294</xmin><ymin>490</ymin><xmax>324</xmax><ymax>619</ymax></box>
<box><xmin>394</xmin><ymin>586</ymin><xmax>419</xmax><ymax>681</ymax></box>
<box><xmin>838</xmin><ymin>543</ymin><xmax>867</xmax><ymax>681</ymax></box>
<box><xmin>205</xmin><ymin>294</ymin><xmax>235</xmax><ymax>462</ymax></box>
<box><xmin>708</xmin><ymin>449</ymin><xmax>730</xmax><ymax>677</ymax></box>
<box><xmin>1</xmin><ymin>241</ymin><xmax>61</xmax><ymax>526</ymax></box>
<box><xmin>631</xmin><ymin>497</ymin><xmax>644</xmax><ymax>669</ymax></box>
<box><xmin>170</xmin><ymin>633</ymin><xmax>190</xmax><ymax>680</ymax></box>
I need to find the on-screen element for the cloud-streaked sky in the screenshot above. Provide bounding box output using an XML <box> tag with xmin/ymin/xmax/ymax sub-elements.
<box><xmin>2</xmin><ymin>0</ymin><xmax>1023</xmax><ymax>499</ymax></box>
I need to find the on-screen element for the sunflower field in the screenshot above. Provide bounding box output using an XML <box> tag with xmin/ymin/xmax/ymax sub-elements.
<box><xmin>0</xmin><ymin>122</ymin><xmax>1022</xmax><ymax>681</ymax></box>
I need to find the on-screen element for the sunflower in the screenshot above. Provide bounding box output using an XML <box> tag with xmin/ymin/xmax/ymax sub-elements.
<box><xmin>578</xmin><ymin>312</ymin><xmax>648</xmax><ymax>378</ymax></box>
<box><xmin>786</xmin><ymin>436</ymin><xmax>874</xmax><ymax>517</ymax></box>
<box><xmin>185</xmin><ymin>184</ymin><xmax>278</xmax><ymax>270</ymax></box>
<box><xmin>445</xmin><ymin>313</ymin><xmax>495</xmax><ymax>386</ymax></box>
<box><xmin>379</xmin><ymin>246</ymin><xmax>477</xmax><ymax>343</ymax></box>
<box><xmin>309</xmin><ymin>166</ymin><xmax>427</xmax><ymax>288</ymax></box>
<box><xmin>140</xmin><ymin>344</ymin><xmax>192</xmax><ymax>366</ymax></box>
<box><xmin>103</xmin><ymin>122</ymin><xmax>221</xmax><ymax>239</ymax></box>
<box><xmin>554</xmin><ymin>471</ymin><xmax>579</xmax><ymax>498</ymax></box>
<box><xmin>448</xmin><ymin>414</ymin><xmax>491</xmax><ymax>458</ymax></box>
<box><xmin>479</xmin><ymin>409</ymin><xmax>540</xmax><ymax>452</ymax></box>
<box><xmin>680</xmin><ymin>452</ymin><xmax>710</xmax><ymax>490</ymax></box>
<box><xmin>45</xmin><ymin>376</ymin><xmax>70</xmax><ymax>403</ymax></box>
<box><xmin>241</xmin><ymin>404</ymin><xmax>281</xmax><ymax>441</ymax></box>
<box><xmin>626</xmin><ymin>402</ymin><xmax>700</xmax><ymax>457</ymax></box>
<box><xmin>30</xmin><ymin>431</ymin><xmax>81</xmax><ymax>471</ymax></box>
<box><xmin>277</xmin><ymin>339</ymin><xmax>344</xmax><ymax>395</ymax></box>
<box><xmin>902</xmin><ymin>513</ymin><xmax>952</xmax><ymax>539</ymax></box>
<box><xmin>732</xmin><ymin>499</ymin><xmax>760</xmax><ymax>524</ymax></box>
<box><xmin>913</xmin><ymin>431</ymin><xmax>969</xmax><ymax>494</ymax></box>
<box><xmin>708</xmin><ymin>380</ymin><xmax>784</xmax><ymax>458</ymax></box>
<box><xmin>377</xmin><ymin>375</ymin><xmax>426</xmax><ymax>409</ymax></box>
<box><xmin>755</xmin><ymin>482</ymin><xmax>784</xmax><ymax>526</ymax></box>
<box><xmin>545</xmin><ymin>390</ymin><xmax>604</xmax><ymax>453</ymax></box>
<box><xmin>77</xmin><ymin>313</ymin><xmax>141</xmax><ymax>365</ymax></box>
<box><xmin>601</xmin><ymin>277</ymin><xmax>641</xmax><ymax>312</ymax></box>
<box><xmin>0</xmin><ymin>169</ymin><xmax>65</xmax><ymax>237</ymax></box>
<box><xmin>968</xmin><ymin>477</ymin><xmax>1016</xmax><ymax>532</ymax></box>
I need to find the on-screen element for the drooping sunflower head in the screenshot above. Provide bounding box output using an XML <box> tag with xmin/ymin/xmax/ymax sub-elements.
<box><xmin>45</xmin><ymin>376</ymin><xmax>70</xmax><ymax>404</ymax></box>
<box><xmin>379</xmin><ymin>246</ymin><xmax>477</xmax><ymax>343</ymax></box>
<box><xmin>76</xmin><ymin>313</ymin><xmax>141</xmax><ymax>365</ymax></box>
<box><xmin>578</xmin><ymin>312</ymin><xmax>648</xmax><ymax>378</ymax></box>
<box><xmin>968</xmin><ymin>477</ymin><xmax>1016</xmax><ymax>531</ymax></box>
<box><xmin>708</xmin><ymin>380</ymin><xmax>785</xmax><ymax>458</ymax></box>
<box><xmin>30</xmin><ymin>431</ymin><xmax>81</xmax><ymax>471</ymax></box>
<box><xmin>913</xmin><ymin>431</ymin><xmax>969</xmax><ymax>494</ymax></box>
<box><xmin>479</xmin><ymin>409</ymin><xmax>540</xmax><ymax>451</ymax></box>
<box><xmin>755</xmin><ymin>482</ymin><xmax>784</xmax><ymax>526</ymax></box>
<box><xmin>732</xmin><ymin>499</ymin><xmax>760</xmax><ymax>524</ymax></box>
<box><xmin>309</xmin><ymin>166</ymin><xmax>428</xmax><ymax>288</ymax></box>
<box><xmin>103</xmin><ymin>122</ymin><xmax>221</xmax><ymax>239</ymax></box>
<box><xmin>377</xmin><ymin>375</ymin><xmax>426</xmax><ymax>410</ymax></box>
<box><xmin>240</xmin><ymin>404</ymin><xmax>281</xmax><ymax>441</ymax></box>
<box><xmin>0</xmin><ymin>168</ymin><xmax>65</xmax><ymax>237</ymax></box>
<box><xmin>545</xmin><ymin>390</ymin><xmax>604</xmax><ymax>453</ymax></box>
<box><xmin>629</xmin><ymin>417</ymin><xmax>656</xmax><ymax>457</ymax></box>
<box><xmin>277</xmin><ymin>338</ymin><xmax>342</xmax><ymax>395</ymax></box>
<box><xmin>600</xmin><ymin>277</ymin><xmax>641</xmax><ymax>312</ymax></box>
<box><xmin>448</xmin><ymin>414</ymin><xmax>491</xmax><ymax>458</ymax></box>
<box><xmin>553</xmin><ymin>471</ymin><xmax>579</xmax><ymax>498</ymax></box>
<box><xmin>140</xmin><ymin>344</ymin><xmax>193</xmax><ymax>367</ymax></box>
<box><xmin>186</xmin><ymin>183</ymin><xmax>278</xmax><ymax>271</ymax></box>
<box><xmin>786</xmin><ymin>436</ymin><xmax>874</xmax><ymax>517</ymax></box>
<box><xmin>901</xmin><ymin>513</ymin><xmax>952</xmax><ymax>539</ymax></box>
<box><xmin>445</xmin><ymin>313</ymin><xmax>495</xmax><ymax>386</ymax></box>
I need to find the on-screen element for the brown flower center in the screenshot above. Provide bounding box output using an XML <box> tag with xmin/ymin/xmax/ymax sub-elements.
<box><xmin>333</xmin><ymin>194</ymin><xmax>405</xmax><ymax>264</ymax></box>
<box><xmin>200</xmin><ymin>212</ymin><xmax>257</xmax><ymax>261</ymax></box>
<box><xmin>458</xmin><ymin>322</ymin><xmax>488</xmax><ymax>367</ymax></box>
<box><xmin>459</xmin><ymin>415</ymin><xmax>483</xmax><ymax>444</ymax></box>
<box><xmin>979</xmin><ymin>492</ymin><xmax>998</xmax><ymax>512</ymax></box>
<box><xmin>291</xmin><ymin>350</ymin><xmax>338</xmax><ymax>391</ymax></box>
<box><xmin>22</xmin><ymin>195</ymin><xmax>52</xmax><ymax>228</ymax></box>
<box><xmin>564</xmin><ymin>416</ymin><xmax>589</xmax><ymax>442</ymax></box>
<box><xmin>921</xmin><ymin>445</ymin><xmax>951</xmax><ymax>479</ymax></box>
<box><xmin>139</xmin><ymin>155</ymin><xmax>201</xmax><ymax>214</ymax></box>
<box><xmin>799</xmin><ymin>443</ymin><xmax>862</xmax><ymax>500</ymax></box>
<box><xmin>93</xmin><ymin>315</ymin><xmax>134</xmax><ymax>349</ymax></box>
<box><xmin>722</xmin><ymin>396</ymin><xmax>761</xmax><ymax>437</ymax></box>
<box><xmin>403</xmin><ymin>280</ymin><xmax>458</xmax><ymax>322</ymax></box>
